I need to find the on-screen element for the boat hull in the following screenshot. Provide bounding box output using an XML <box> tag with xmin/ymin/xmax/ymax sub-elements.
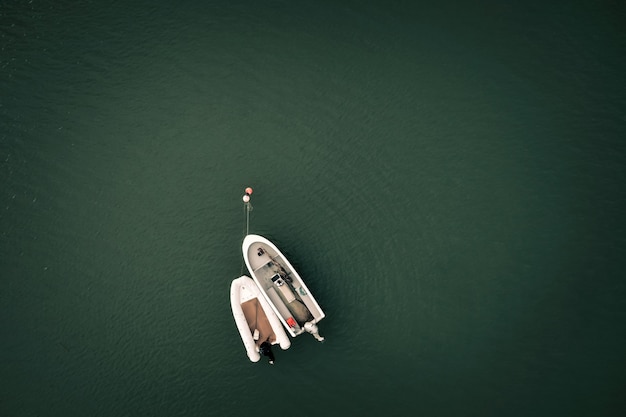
<box><xmin>242</xmin><ymin>234</ymin><xmax>325</xmax><ymax>337</ymax></box>
<box><xmin>230</xmin><ymin>275</ymin><xmax>290</xmax><ymax>362</ymax></box>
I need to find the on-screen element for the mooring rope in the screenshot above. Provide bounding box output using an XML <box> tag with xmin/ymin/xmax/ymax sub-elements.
<box><xmin>240</xmin><ymin>196</ymin><xmax>253</xmax><ymax>275</ymax></box>
<box><xmin>245</xmin><ymin>202</ymin><xmax>251</xmax><ymax>236</ymax></box>
<box><xmin>242</xmin><ymin>203</ymin><xmax>248</xmax><ymax>240</ymax></box>
<box><xmin>240</xmin><ymin>187</ymin><xmax>253</xmax><ymax>275</ymax></box>
<box><xmin>240</xmin><ymin>204</ymin><xmax>247</xmax><ymax>275</ymax></box>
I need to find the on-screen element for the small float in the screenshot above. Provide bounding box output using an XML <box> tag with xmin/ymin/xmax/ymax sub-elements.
<box><xmin>230</xmin><ymin>275</ymin><xmax>291</xmax><ymax>363</ymax></box>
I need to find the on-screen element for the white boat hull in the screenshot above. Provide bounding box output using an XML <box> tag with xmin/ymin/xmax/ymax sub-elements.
<box><xmin>230</xmin><ymin>275</ymin><xmax>291</xmax><ymax>362</ymax></box>
<box><xmin>242</xmin><ymin>234</ymin><xmax>325</xmax><ymax>338</ymax></box>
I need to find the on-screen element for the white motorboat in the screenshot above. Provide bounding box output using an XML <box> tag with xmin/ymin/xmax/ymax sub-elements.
<box><xmin>242</xmin><ymin>234</ymin><xmax>325</xmax><ymax>341</ymax></box>
<box><xmin>230</xmin><ymin>275</ymin><xmax>291</xmax><ymax>363</ymax></box>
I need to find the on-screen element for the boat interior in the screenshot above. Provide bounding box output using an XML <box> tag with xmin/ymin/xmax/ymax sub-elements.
<box><xmin>248</xmin><ymin>243</ymin><xmax>322</xmax><ymax>326</ymax></box>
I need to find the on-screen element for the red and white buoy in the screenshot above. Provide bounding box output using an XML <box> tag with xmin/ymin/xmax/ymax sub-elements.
<box><xmin>243</xmin><ymin>186</ymin><xmax>253</xmax><ymax>203</ymax></box>
<box><xmin>243</xmin><ymin>186</ymin><xmax>253</xmax><ymax>234</ymax></box>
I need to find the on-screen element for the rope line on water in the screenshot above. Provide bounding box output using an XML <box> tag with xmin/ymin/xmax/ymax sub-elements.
<box><xmin>240</xmin><ymin>187</ymin><xmax>253</xmax><ymax>275</ymax></box>
<box><xmin>240</xmin><ymin>204</ymin><xmax>247</xmax><ymax>275</ymax></box>
<box><xmin>245</xmin><ymin>202</ymin><xmax>251</xmax><ymax>236</ymax></box>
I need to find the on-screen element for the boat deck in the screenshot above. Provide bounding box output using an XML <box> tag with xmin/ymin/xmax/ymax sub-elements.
<box><xmin>249</xmin><ymin>246</ymin><xmax>277</xmax><ymax>273</ymax></box>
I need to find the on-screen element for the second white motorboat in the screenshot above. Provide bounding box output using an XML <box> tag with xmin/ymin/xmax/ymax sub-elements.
<box><xmin>230</xmin><ymin>275</ymin><xmax>291</xmax><ymax>364</ymax></box>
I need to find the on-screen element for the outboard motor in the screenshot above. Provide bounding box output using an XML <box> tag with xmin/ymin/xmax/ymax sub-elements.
<box><xmin>259</xmin><ymin>341</ymin><xmax>275</xmax><ymax>365</ymax></box>
<box><xmin>304</xmin><ymin>321</ymin><xmax>325</xmax><ymax>342</ymax></box>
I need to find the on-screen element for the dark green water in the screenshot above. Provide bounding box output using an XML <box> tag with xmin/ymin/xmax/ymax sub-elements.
<box><xmin>2</xmin><ymin>1</ymin><xmax>625</xmax><ymax>416</ymax></box>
